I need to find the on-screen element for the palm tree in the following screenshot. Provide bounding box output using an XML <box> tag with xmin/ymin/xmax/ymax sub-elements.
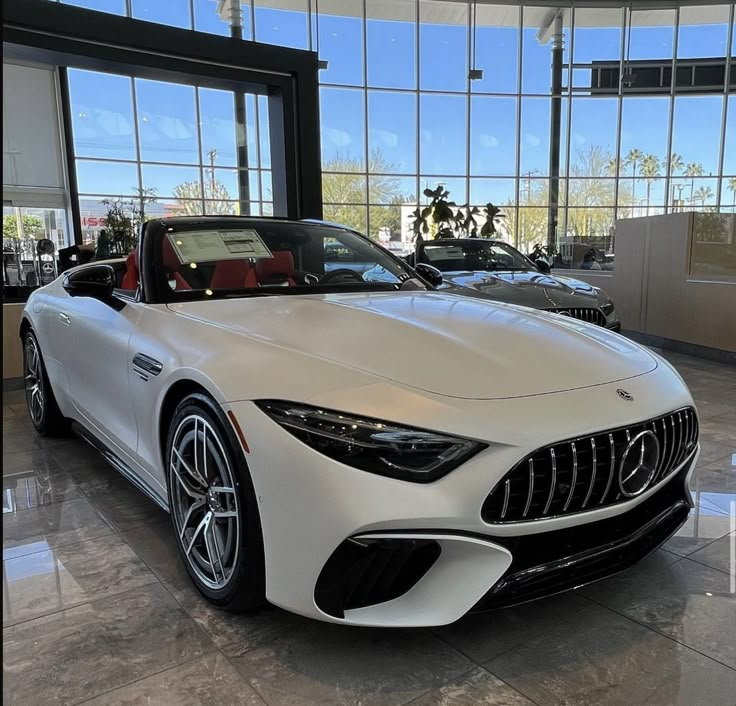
<box><xmin>684</xmin><ymin>162</ymin><xmax>704</xmax><ymax>207</ymax></box>
<box><xmin>664</xmin><ymin>153</ymin><xmax>684</xmax><ymax>210</ymax></box>
<box><xmin>727</xmin><ymin>176</ymin><xmax>736</xmax><ymax>207</ymax></box>
<box><xmin>664</xmin><ymin>152</ymin><xmax>684</xmax><ymax>176</ymax></box>
<box><xmin>639</xmin><ymin>153</ymin><xmax>661</xmax><ymax>216</ymax></box>
<box><xmin>606</xmin><ymin>157</ymin><xmax>621</xmax><ymax>177</ymax></box>
<box><xmin>694</xmin><ymin>185</ymin><xmax>713</xmax><ymax>209</ymax></box>
<box><xmin>624</xmin><ymin>148</ymin><xmax>643</xmax><ymax>207</ymax></box>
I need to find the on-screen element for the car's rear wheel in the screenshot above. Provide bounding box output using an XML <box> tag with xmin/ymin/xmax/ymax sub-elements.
<box><xmin>166</xmin><ymin>393</ymin><xmax>266</xmax><ymax>611</ymax></box>
<box><xmin>22</xmin><ymin>330</ymin><xmax>69</xmax><ymax>436</ymax></box>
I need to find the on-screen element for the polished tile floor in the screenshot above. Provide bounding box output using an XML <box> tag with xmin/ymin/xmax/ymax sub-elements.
<box><xmin>3</xmin><ymin>349</ymin><xmax>735</xmax><ymax>705</ymax></box>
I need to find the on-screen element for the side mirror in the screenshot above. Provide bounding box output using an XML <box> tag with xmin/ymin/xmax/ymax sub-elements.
<box><xmin>414</xmin><ymin>262</ymin><xmax>443</xmax><ymax>287</ymax></box>
<box><xmin>535</xmin><ymin>259</ymin><xmax>551</xmax><ymax>274</ymax></box>
<box><xmin>63</xmin><ymin>264</ymin><xmax>115</xmax><ymax>301</ymax></box>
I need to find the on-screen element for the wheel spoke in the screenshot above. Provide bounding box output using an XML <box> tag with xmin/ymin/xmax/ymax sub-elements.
<box><xmin>209</xmin><ymin>485</ymin><xmax>235</xmax><ymax>494</ymax></box>
<box><xmin>192</xmin><ymin>418</ymin><xmax>210</xmax><ymax>484</ymax></box>
<box><xmin>173</xmin><ymin>447</ymin><xmax>207</xmax><ymax>488</ymax></box>
<box><xmin>203</xmin><ymin>513</ymin><xmax>225</xmax><ymax>583</ymax></box>
<box><xmin>185</xmin><ymin>511</ymin><xmax>210</xmax><ymax>556</ymax></box>
<box><xmin>201</xmin><ymin>423</ymin><xmax>209</xmax><ymax>482</ymax></box>
<box><xmin>178</xmin><ymin>497</ymin><xmax>205</xmax><ymax>541</ymax></box>
<box><xmin>171</xmin><ymin>458</ymin><xmax>206</xmax><ymax>500</ymax></box>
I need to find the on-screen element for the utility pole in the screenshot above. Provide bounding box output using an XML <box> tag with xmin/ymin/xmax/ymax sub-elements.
<box><xmin>218</xmin><ymin>0</ymin><xmax>251</xmax><ymax>215</ymax></box>
<box><xmin>207</xmin><ymin>148</ymin><xmax>217</xmax><ymax>198</ymax></box>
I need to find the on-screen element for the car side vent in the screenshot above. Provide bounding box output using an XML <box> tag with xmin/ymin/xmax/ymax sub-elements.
<box><xmin>482</xmin><ymin>407</ymin><xmax>698</xmax><ymax>524</ymax></box>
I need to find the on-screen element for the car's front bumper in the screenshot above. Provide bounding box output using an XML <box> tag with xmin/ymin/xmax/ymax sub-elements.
<box><xmin>226</xmin><ymin>365</ymin><xmax>696</xmax><ymax>627</ymax></box>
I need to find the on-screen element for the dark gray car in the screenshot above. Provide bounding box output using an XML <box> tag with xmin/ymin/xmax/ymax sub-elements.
<box><xmin>404</xmin><ymin>239</ymin><xmax>620</xmax><ymax>331</ymax></box>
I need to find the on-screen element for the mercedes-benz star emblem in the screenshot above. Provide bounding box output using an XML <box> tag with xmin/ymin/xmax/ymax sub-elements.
<box><xmin>617</xmin><ymin>388</ymin><xmax>633</xmax><ymax>401</ymax></box>
<box><xmin>618</xmin><ymin>430</ymin><xmax>660</xmax><ymax>497</ymax></box>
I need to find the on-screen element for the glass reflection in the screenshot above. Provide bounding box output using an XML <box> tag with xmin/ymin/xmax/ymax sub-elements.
<box><xmin>471</xmin><ymin>97</ymin><xmax>517</xmax><ymax>177</ymax></box>
<box><xmin>136</xmin><ymin>80</ymin><xmax>198</xmax><ymax>165</ymax></box>
<box><xmin>68</xmin><ymin>70</ymin><xmax>136</xmax><ymax>161</ymax></box>
<box><xmin>420</xmin><ymin>94</ymin><xmax>466</xmax><ymax>176</ymax></box>
<box><xmin>366</xmin><ymin>0</ymin><xmax>416</xmax><ymax>89</ymax></box>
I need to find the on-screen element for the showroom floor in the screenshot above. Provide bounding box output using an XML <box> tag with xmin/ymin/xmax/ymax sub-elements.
<box><xmin>3</xmin><ymin>349</ymin><xmax>735</xmax><ymax>706</ymax></box>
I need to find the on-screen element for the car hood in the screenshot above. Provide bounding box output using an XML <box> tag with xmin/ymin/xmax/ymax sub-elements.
<box><xmin>438</xmin><ymin>269</ymin><xmax>602</xmax><ymax>309</ymax></box>
<box><xmin>168</xmin><ymin>291</ymin><xmax>656</xmax><ymax>400</ymax></box>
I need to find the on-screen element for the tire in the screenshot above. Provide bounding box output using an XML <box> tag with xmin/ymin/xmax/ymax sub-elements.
<box><xmin>22</xmin><ymin>329</ymin><xmax>69</xmax><ymax>437</ymax></box>
<box><xmin>165</xmin><ymin>392</ymin><xmax>266</xmax><ymax>611</ymax></box>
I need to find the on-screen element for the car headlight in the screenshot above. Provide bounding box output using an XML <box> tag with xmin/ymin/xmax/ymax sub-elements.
<box><xmin>600</xmin><ymin>297</ymin><xmax>615</xmax><ymax>316</ymax></box>
<box><xmin>255</xmin><ymin>400</ymin><xmax>486</xmax><ymax>482</ymax></box>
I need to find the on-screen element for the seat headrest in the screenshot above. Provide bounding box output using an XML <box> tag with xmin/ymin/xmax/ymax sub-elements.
<box><xmin>162</xmin><ymin>237</ymin><xmax>182</xmax><ymax>272</ymax></box>
<box><xmin>211</xmin><ymin>259</ymin><xmax>257</xmax><ymax>289</ymax></box>
<box><xmin>256</xmin><ymin>251</ymin><xmax>295</xmax><ymax>283</ymax></box>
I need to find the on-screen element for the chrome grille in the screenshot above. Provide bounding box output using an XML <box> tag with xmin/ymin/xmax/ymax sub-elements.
<box><xmin>482</xmin><ymin>407</ymin><xmax>698</xmax><ymax>524</ymax></box>
<box><xmin>548</xmin><ymin>307</ymin><xmax>606</xmax><ymax>326</ymax></box>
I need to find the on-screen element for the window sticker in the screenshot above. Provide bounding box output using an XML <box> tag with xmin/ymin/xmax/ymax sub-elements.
<box><xmin>423</xmin><ymin>247</ymin><xmax>464</xmax><ymax>262</ymax></box>
<box><xmin>166</xmin><ymin>230</ymin><xmax>273</xmax><ymax>264</ymax></box>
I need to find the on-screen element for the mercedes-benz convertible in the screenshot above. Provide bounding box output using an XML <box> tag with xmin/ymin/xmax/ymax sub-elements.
<box><xmin>20</xmin><ymin>216</ymin><xmax>698</xmax><ymax>627</ymax></box>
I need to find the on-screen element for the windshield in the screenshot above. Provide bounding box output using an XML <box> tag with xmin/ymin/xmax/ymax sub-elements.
<box><xmin>154</xmin><ymin>221</ymin><xmax>424</xmax><ymax>300</ymax></box>
<box><xmin>418</xmin><ymin>240</ymin><xmax>532</xmax><ymax>272</ymax></box>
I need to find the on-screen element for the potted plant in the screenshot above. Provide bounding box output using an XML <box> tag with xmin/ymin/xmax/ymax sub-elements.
<box><xmin>100</xmin><ymin>187</ymin><xmax>157</xmax><ymax>259</ymax></box>
<box><xmin>411</xmin><ymin>187</ymin><xmax>505</xmax><ymax>242</ymax></box>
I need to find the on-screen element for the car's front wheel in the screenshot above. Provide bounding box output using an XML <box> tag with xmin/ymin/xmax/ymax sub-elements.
<box><xmin>166</xmin><ymin>393</ymin><xmax>266</xmax><ymax>611</ymax></box>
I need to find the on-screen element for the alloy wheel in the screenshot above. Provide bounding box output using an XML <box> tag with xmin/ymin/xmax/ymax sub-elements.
<box><xmin>24</xmin><ymin>336</ymin><xmax>45</xmax><ymax>425</ymax></box>
<box><xmin>170</xmin><ymin>414</ymin><xmax>240</xmax><ymax>590</ymax></box>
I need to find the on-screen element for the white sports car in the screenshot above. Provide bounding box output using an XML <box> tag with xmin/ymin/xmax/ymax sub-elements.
<box><xmin>20</xmin><ymin>216</ymin><xmax>699</xmax><ymax>627</ymax></box>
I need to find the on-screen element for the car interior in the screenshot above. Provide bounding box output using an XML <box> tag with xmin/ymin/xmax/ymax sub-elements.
<box><xmin>114</xmin><ymin>223</ymin><xmax>401</xmax><ymax>295</ymax></box>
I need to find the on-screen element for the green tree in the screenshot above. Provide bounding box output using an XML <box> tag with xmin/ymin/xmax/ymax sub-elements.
<box><xmin>101</xmin><ymin>186</ymin><xmax>158</xmax><ymax>255</ymax></box>
<box><xmin>2</xmin><ymin>214</ymin><xmax>44</xmax><ymax>239</ymax></box>
<box><xmin>728</xmin><ymin>176</ymin><xmax>736</xmax><ymax>207</ymax></box>
<box><xmin>664</xmin><ymin>152</ymin><xmax>684</xmax><ymax>176</ymax></box>
<box><xmin>693</xmin><ymin>185</ymin><xmax>714</xmax><ymax>209</ymax></box>
<box><xmin>624</xmin><ymin>148</ymin><xmax>643</xmax><ymax>206</ymax></box>
<box><xmin>639</xmin><ymin>153</ymin><xmax>661</xmax><ymax>215</ymax></box>
<box><xmin>174</xmin><ymin>148</ymin><xmax>234</xmax><ymax>215</ymax></box>
<box><xmin>684</xmin><ymin>162</ymin><xmax>704</xmax><ymax>207</ymax></box>
<box><xmin>322</xmin><ymin>149</ymin><xmax>409</xmax><ymax>238</ymax></box>
<box><xmin>664</xmin><ymin>153</ymin><xmax>684</xmax><ymax>207</ymax></box>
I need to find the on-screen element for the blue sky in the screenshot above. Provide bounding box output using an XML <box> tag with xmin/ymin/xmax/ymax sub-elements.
<box><xmin>65</xmin><ymin>2</ymin><xmax>735</xmax><ymax>209</ymax></box>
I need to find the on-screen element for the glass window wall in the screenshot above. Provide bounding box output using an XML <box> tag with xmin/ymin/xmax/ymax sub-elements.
<box><xmin>66</xmin><ymin>68</ymin><xmax>271</xmax><ymax>249</ymax></box>
<box><xmin>56</xmin><ymin>0</ymin><xmax>736</xmax><ymax>267</ymax></box>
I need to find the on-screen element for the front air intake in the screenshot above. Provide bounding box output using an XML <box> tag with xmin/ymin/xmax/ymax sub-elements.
<box><xmin>314</xmin><ymin>537</ymin><xmax>441</xmax><ymax>619</ymax></box>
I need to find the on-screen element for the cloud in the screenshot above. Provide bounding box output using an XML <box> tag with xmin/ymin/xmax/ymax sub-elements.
<box><xmin>420</xmin><ymin>129</ymin><xmax>433</xmax><ymax>144</ymax></box>
<box><xmin>573</xmin><ymin>132</ymin><xmax>586</xmax><ymax>147</ymax></box>
<box><xmin>375</xmin><ymin>129</ymin><xmax>398</xmax><ymax>147</ymax></box>
<box><xmin>524</xmin><ymin>133</ymin><xmax>541</xmax><ymax>147</ymax></box>
<box><xmin>480</xmin><ymin>133</ymin><xmax>500</xmax><ymax>148</ymax></box>
<box><xmin>324</xmin><ymin>128</ymin><xmax>352</xmax><ymax>147</ymax></box>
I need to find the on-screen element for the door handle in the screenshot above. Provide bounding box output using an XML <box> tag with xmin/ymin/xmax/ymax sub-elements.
<box><xmin>59</xmin><ymin>312</ymin><xmax>71</xmax><ymax>326</ymax></box>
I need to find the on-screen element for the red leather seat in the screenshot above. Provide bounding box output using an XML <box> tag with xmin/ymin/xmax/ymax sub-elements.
<box><xmin>210</xmin><ymin>260</ymin><xmax>258</xmax><ymax>289</ymax></box>
<box><xmin>256</xmin><ymin>251</ymin><xmax>296</xmax><ymax>286</ymax></box>
<box><xmin>162</xmin><ymin>238</ymin><xmax>191</xmax><ymax>290</ymax></box>
<box><xmin>120</xmin><ymin>250</ymin><xmax>139</xmax><ymax>290</ymax></box>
